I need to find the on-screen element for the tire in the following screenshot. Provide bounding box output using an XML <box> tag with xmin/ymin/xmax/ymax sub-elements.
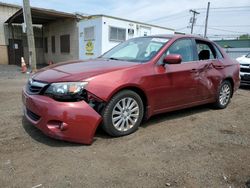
<box><xmin>214</xmin><ymin>80</ymin><xmax>232</xmax><ymax>109</ymax></box>
<box><xmin>102</xmin><ymin>90</ymin><xmax>144</xmax><ymax>137</ymax></box>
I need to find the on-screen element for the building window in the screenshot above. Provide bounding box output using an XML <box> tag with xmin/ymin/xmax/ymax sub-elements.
<box><xmin>84</xmin><ymin>26</ymin><xmax>95</xmax><ymax>41</ymax></box>
<box><xmin>109</xmin><ymin>27</ymin><xmax>126</xmax><ymax>42</ymax></box>
<box><xmin>44</xmin><ymin>37</ymin><xmax>48</xmax><ymax>53</ymax></box>
<box><xmin>51</xmin><ymin>36</ymin><xmax>55</xmax><ymax>53</ymax></box>
<box><xmin>60</xmin><ymin>34</ymin><xmax>70</xmax><ymax>53</ymax></box>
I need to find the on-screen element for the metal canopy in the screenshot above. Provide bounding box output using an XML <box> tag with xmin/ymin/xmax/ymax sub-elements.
<box><xmin>5</xmin><ymin>7</ymin><xmax>76</xmax><ymax>24</ymax></box>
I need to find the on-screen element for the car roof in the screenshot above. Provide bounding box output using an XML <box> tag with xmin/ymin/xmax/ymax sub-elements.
<box><xmin>145</xmin><ymin>34</ymin><xmax>212</xmax><ymax>43</ymax></box>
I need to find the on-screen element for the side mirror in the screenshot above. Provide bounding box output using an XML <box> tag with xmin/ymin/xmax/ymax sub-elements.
<box><xmin>163</xmin><ymin>54</ymin><xmax>182</xmax><ymax>64</ymax></box>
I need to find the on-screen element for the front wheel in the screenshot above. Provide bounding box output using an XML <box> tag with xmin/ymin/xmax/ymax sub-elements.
<box><xmin>214</xmin><ymin>80</ymin><xmax>232</xmax><ymax>109</ymax></box>
<box><xmin>102</xmin><ymin>90</ymin><xmax>144</xmax><ymax>137</ymax></box>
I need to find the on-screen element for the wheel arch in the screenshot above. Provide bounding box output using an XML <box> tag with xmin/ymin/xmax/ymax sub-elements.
<box><xmin>107</xmin><ymin>85</ymin><xmax>149</xmax><ymax>120</ymax></box>
<box><xmin>224</xmin><ymin>77</ymin><xmax>234</xmax><ymax>97</ymax></box>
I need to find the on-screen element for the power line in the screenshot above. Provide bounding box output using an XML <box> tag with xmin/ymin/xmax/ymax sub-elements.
<box><xmin>208</xmin><ymin>27</ymin><xmax>248</xmax><ymax>34</ymax></box>
<box><xmin>206</xmin><ymin>9</ymin><xmax>250</xmax><ymax>13</ymax></box>
<box><xmin>147</xmin><ymin>10</ymin><xmax>188</xmax><ymax>23</ymax></box>
<box><xmin>194</xmin><ymin>25</ymin><xmax>249</xmax><ymax>34</ymax></box>
<box><xmin>148</xmin><ymin>6</ymin><xmax>250</xmax><ymax>25</ymax></box>
<box><xmin>196</xmin><ymin>6</ymin><xmax>250</xmax><ymax>10</ymax></box>
<box><xmin>147</xmin><ymin>4</ymin><xmax>249</xmax><ymax>37</ymax></box>
<box><xmin>196</xmin><ymin>25</ymin><xmax>250</xmax><ymax>28</ymax></box>
<box><xmin>197</xmin><ymin>8</ymin><xmax>250</xmax><ymax>14</ymax></box>
<box><xmin>157</xmin><ymin>16</ymin><xmax>189</xmax><ymax>23</ymax></box>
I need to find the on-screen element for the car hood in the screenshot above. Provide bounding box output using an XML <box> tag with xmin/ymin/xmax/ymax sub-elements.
<box><xmin>32</xmin><ymin>59</ymin><xmax>140</xmax><ymax>83</ymax></box>
<box><xmin>236</xmin><ymin>56</ymin><xmax>250</xmax><ymax>64</ymax></box>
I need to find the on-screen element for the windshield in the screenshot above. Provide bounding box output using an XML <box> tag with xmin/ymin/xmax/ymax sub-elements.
<box><xmin>246</xmin><ymin>53</ymin><xmax>250</xmax><ymax>58</ymax></box>
<box><xmin>102</xmin><ymin>37</ymin><xmax>169</xmax><ymax>62</ymax></box>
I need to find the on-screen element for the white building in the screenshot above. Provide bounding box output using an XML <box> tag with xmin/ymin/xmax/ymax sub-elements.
<box><xmin>78</xmin><ymin>15</ymin><xmax>174</xmax><ymax>60</ymax></box>
<box><xmin>3</xmin><ymin>4</ymin><xmax>175</xmax><ymax>65</ymax></box>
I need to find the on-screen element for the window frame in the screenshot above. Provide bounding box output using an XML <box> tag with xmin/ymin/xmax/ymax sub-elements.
<box><xmin>109</xmin><ymin>26</ymin><xmax>126</xmax><ymax>42</ymax></box>
<box><xmin>213</xmin><ymin>43</ymin><xmax>224</xmax><ymax>59</ymax></box>
<box><xmin>158</xmin><ymin>38</ymin><xmax>197</xmax><ymax>64</ymax></box>
<box><xmin>195</xmin><ymin>39</ymin><xmax>218</xmax><ymax>61</ymax></box>
<box><xmin>84</xmin><ymin>26</ymin><xmax>95</xmax><ymax>41</ymax></box>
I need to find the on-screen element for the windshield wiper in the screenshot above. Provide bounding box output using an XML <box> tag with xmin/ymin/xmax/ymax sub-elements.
<box><xmin>108</xmin><ymin>57</ymin><xmax>122</xmax><ymax>60</ymax></box>
<box><xmin>106</xmin><ymin>57</ymin><xmax>140</xmax><ymax>63</ymax></box>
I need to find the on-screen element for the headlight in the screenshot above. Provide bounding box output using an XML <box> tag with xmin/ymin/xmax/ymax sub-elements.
<box><xmin>44</xmin><ymin>82</ymin><xmax>88</xmax><ymax>101</ymax></box>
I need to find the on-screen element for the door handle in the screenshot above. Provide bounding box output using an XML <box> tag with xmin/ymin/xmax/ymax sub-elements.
<box><xmin>190</xmin><ymin>69</ymin><xmax>198</xmax><ymax>73</ymax></box>
<box><xmin>213</xmin><ymin>65</ymin><xmax>224</xmax><ymax>69</ymax></box>
<box><xmin>212</xmin><ymin>62</ymin><xmax>224</xmax><ymax>69</ymax></box>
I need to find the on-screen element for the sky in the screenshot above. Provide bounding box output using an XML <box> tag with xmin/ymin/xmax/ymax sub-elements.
<box><xmin>2</xmin><ymin>0</ymin><xmax>250</xmax><ymax>39</ymax></box>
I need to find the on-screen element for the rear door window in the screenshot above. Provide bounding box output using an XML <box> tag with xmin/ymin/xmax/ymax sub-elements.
<box><xmin>195</xmin><ymin>40</ymin><xmax>226</xmax><ymax>61</ymax></box>
<box><xmin>196</xmin><ymin>40</ymin><xmax>216</xmax><ymax>60</ymax></box>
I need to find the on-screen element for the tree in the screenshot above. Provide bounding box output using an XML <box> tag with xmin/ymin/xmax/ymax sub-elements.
<box><xmin>239</xmin><ymin>34</ymin><xmax>250</xmax><ymax>40</ymax></box>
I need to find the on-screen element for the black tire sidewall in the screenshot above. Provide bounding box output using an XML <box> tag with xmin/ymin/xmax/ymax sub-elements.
<box><xmin>102</xmin><ymin>90</ymin><xmax>144</xmax><ymax>137</ymax></box>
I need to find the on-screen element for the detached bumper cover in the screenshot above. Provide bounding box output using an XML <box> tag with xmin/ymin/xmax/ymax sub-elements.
<box><xmin>22</xmin><ymin>88</ymin><xmax>102</xmax><ymax>144</ymax></box>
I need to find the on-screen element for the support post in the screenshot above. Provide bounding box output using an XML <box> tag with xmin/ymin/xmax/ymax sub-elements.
<box><xmin>204</xmin><ymin>2</ymin><xmax>210</xmax><ymax>38</ymax></box>
<box><xmin>10</xmin><ymin>24</ymin><xmax>16</xmax><ymax>65</ymax></box>
<box><xmin>23</xmin><ymin>0</ymin><xmax>37</xmax><ymax>72</ymax></box>
<box><xmin>190</xmin><ymin>9</ymin><xmax>200</xmax><ymax>34</ymax></box>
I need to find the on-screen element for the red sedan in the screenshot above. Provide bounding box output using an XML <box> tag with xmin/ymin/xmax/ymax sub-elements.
<box><xmin>22</xmin><ymin>35</ymin><xmax>240</xmax><ymax>144</ymax></box>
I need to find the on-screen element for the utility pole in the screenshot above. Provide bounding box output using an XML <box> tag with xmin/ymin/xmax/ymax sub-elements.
<box><xmin>23</xmin><ymin>0</ymin><xmax>37</xmax><ymax>72</ymax></box>
<box><xmin>204</xmin><ymin>2</ymin><xmax>210</xmax><ymax>38</ymax></box>
<box><xmin>189</xmin><ymin>9</ymin><xmax>200</xmax><ymax>34</ymax></box>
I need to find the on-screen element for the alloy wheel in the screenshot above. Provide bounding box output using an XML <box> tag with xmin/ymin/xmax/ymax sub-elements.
<box><xmin>111</xmin><ymin>97</ymin><xmax>139</xmax><ymax>132</ymax></box>
<box><xmin>219</xmin><ymin>83</ymin><xmax>231</xmax><ymax>106</ymax></box>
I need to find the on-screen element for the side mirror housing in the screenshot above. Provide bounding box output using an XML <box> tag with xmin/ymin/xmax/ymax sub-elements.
<box><xmin>163</xmin><ymin>54</ymin><xmax>182</xmax><ymax>64</ymax></box>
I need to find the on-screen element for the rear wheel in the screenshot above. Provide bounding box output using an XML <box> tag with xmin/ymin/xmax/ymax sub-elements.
<box><xmin>102</xmin><ymin>90</ymin><xmax>144</xmax><ymax>137</ymax></box>
<box><xmin>214</xmin><ymin>80</ymin><xmax>232</xmax><ymax>109</ymax></box>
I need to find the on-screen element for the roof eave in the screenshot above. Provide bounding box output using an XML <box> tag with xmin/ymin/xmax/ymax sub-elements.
<box><xmin>84</xmin><ymin>14</ymin><xmax>175</xmax><ymax>31</ymax></box>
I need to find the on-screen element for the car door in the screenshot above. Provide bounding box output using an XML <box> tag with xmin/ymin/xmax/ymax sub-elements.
<box><xmin>153</xmin><ymin>38</ymin><xmax>200</xmax><ymax>111</ymax></box>
<box><xmin>194</xmin><ymin>40</ymin><xmax>224</xmax><ymax>100</ymax></box>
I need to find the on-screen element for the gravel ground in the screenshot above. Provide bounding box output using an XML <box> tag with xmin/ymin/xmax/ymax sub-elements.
<box><xmin>0</xmin><ymin>65</ymin><xmax>250</xmax><ymax>188</ymax></box>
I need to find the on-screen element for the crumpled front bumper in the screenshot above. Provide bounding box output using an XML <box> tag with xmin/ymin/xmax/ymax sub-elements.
<box><xmin>22</xmin><ymin>87</ymin><xmax>102</xmax><ymax>144</ymax></box>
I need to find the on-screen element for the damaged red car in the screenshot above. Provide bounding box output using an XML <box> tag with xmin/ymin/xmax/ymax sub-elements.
<box><xmin>22</xmin><ymin>35</ymin><xmax>240</xmax><ymax>144</ymax></box>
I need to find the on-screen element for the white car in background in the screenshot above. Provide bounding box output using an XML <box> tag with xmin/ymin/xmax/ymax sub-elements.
<box><xmin>236</xmin><ymin>53</ymin><xmax>250</xmax><ymax>85</ymax></box>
